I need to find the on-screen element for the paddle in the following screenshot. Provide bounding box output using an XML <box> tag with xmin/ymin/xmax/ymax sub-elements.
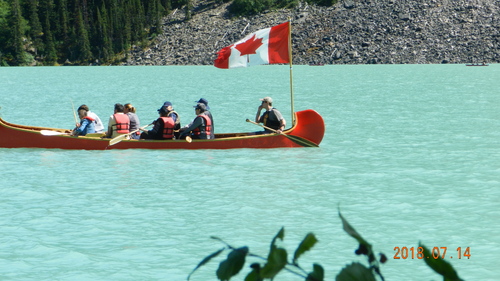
<box><xmin>70</xmin><ymin>99</ymin><xmax>78</xmax><ymax>126</ymax></box>
<box><xmin>245</xmin><ymin>119</ymin><xmax>319</xmax><ymax>147</ymax></box>
<box><xmin>109</xmin><ymin>123</ymin><xmax>153</xmax><ymax>146</ymax></box>
<box><xmin>41</xmin><ymin>130</ymin><xmax>70</xmax><ymax>136</ymax></box>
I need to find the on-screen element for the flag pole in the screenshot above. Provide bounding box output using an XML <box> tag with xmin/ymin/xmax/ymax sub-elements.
<box><xmin>288</xmin><ymin>19</ymin><xmax>295</xmax><ymax>126</ymax></box>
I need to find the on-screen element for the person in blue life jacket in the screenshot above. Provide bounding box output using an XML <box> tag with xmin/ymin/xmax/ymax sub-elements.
<box><xmin>105</xmin><ymin>103</ymin><xmax>130</xmax><ymax>138</ymax></box>
<box><xmin>196</xmin><ymin>98</ymin><xmax>214</xmax><ymax>139</ymax></box>
<box><xmin>255</xmin><ymin>96</ymin><xmax>286</xmax><ymax>134</ymax></box>
<box><xmin>179</xmin><ymin>103</ymin><xmax>212</xmax><ymax>140</ymax></box>
<box><xmin>140</xmin><ymin>103</ymin><xmax>176</xmax><ymax>140</ymax></box>
<box><xmin>71</xmin><ymin>108</ymin><xmax>96</xmax><ymax>136</ymax></box>
<box><xmin>124</xmin><ymin>103</ymin><xmax>141</xmax><ymax>140</ymax></box>
<box><xmin>77</xmin><ymin>104</ymin><xmax>104</xmax><ymax>133</ymax></box>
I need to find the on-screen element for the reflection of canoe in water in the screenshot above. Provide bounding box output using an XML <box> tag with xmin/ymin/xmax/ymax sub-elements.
<box><xmin>466</xmin><ymin>63</ymin><xmax>489</xmax><ymax>66</ymax></box>
<box><xmin>0</xmin><ymin>109</ymin><xmax>325</xmax><ymax>150</ymax></box>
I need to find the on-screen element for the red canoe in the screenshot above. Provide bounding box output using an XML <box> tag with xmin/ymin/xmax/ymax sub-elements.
<box><xmin>0</xmin><ymin>109</ymin><xmax>325</xmax><ymax>150</ymax></box>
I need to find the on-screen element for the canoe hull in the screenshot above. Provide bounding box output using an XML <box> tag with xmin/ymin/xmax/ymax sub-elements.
<box><xmin>0</xmin><ymin>109</ymin><xmax>325</xmax><ymax>150</ymax></box>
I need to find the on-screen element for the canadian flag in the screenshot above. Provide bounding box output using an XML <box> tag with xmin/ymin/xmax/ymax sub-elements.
<box><xmin>214</xmin><ymin>22</ymin><xmax>290</xmax><ymax>69</ymax></box>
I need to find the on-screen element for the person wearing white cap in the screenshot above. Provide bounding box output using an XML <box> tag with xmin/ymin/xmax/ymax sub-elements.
<box><xmin>255</xmin><ymin>97</ymin><xmax>286</xmax><ymax>134</ymax></box>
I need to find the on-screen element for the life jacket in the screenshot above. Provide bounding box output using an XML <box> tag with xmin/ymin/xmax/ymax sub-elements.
<box><xmin>262</xmin><ymin>109</ymin><xmax>281</xmax><ymax>130</ymax></box>
<box><xmin>167</xmin><ymin>110</ymin><xmax>181</xmax><ymax>131</ymax></box>
<box><xmin>83</xmin><ymin>116</ymin><xmax>95</xmax><ymax>122</ymax></box>
<box><xmin>192</xmin><ymin>115</ymin><xmax>212</xmax><ymax>138</ymax></box>
<box><xmin>113</xmin><ymin>113</ymin><xmax>130</xmax><ymax>134</ymax></box>
<box><xmin>159</xmin><ymin>117</ymin><xmax>175</xmax><ymax>139</ymax></box>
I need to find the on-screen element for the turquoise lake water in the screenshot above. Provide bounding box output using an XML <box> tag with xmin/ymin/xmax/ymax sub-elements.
<box><xmin>0</xmin><ymin>65</ymin><xmax>499</xmax><ymax>280</ymax></box>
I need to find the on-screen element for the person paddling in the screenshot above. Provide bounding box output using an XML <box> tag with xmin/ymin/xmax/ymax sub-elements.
<box><xmin>71</xmin><ymin>109</ymin><xmax>96</xmax><ymax>136</ymax></box>
<box><xmin>78</xmin><ymin>104</ymin><xmax>104</xmax><ymax>133</ymax></box>
<box><xmin>196</xmin><ymin>98</ymin><xmax>214</xmax><ymax>139</ymax></box>
<box><xmin>255</xmin><ymin>97</ymin><xmax>286</xmax><ymax>134</ymax></box>
<box><xmin>179</xmin><ymin>103</ymin><xmax>212</xmax><ymax>140</ymax></box>
<box><xmin>140</xmin><ymin>103</ymin><xmax>176</xmax><ymax>140</ymax></box>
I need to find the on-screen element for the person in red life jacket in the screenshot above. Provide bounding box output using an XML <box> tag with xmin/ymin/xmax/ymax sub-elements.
<box><xmin>255</xmin><ymin>96</ymin><xmax>286</xmax><ymax>134</ymax></box>
<box><xmin>71</xmin><ymin>108</ymin><xmax>96</xmax><ymax>136</ymax></box>
<box><xmin>139</xmin><ymin>105</ymin><xmax>176</xmax><ymax>140</ymax></box>
<box><xmin>195</xmin><ymin>98</ymin><xmax>214</xmax><ymax>139</ymax></box>
<box><xmin>179</xmin><ymin>103</ymin><xmax>212</xmax><ymax>140</ymax></box>
<box><xmin>124</xmin><ymin>103</ymin><xmax>141</xmax><ymax>140</ymax></box>
<box><xmin>105</xmin><ymin>103</ymin><xmax>130</xmax><ymax>138</ymax></box>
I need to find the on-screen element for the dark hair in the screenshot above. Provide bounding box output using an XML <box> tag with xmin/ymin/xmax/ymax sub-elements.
<box><xmin>78</xmin><ymin>109</ymin><xmax>88</xmax><ymax>117</ymax></box>
<box><xmin>114</xmin><ymin>103</ymin><xmax>124</xmax><ymax>112</ymax></box>
<box><xmin>78</xmin><ymin>104</ymin><xmax>90</xmax><ymax>111</ymax></box>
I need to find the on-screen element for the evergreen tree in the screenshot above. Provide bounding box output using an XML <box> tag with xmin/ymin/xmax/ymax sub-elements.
<box><xmin>56</xmin><ymin>0</ymin><xmax>69</xmax><ymax>41</ymax></box>
<box><xmin>44</xmin><ymin>15</ymin><xmax>57</xmax><ymax>64</ymax></box>
<box><xmin>75</xmin><ymin>6</ymin><xmax>92</xmax><ymax>62</ymax></box>
<box><xmin>28</xmin><ymin>0</ymin><xmax>44</xmax><ymax>56</ymax></box>
<box><xmin>9</xmin><ymin>0</ymin><xmax>28</xmax><ymax>65</ymax></box>
<box><xmin>96</xmin><ymin>5</ymin><xmax>113</xmax><ymax>61</ymax></box>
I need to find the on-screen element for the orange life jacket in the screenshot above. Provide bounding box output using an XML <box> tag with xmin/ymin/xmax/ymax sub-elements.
<box><xmin>160</xmin><ymin>117</ymin><xmax>175</xmax><ymax>139</ymax></box>
<box><xmin>113</xmin><ymin>114</ymin><xmax>130</xmax><ymax>134</ymax></box>
<box><xmin>193</xmin><ymin>115</ymin><xmax>212</xmax><ymax>138</ymax></box>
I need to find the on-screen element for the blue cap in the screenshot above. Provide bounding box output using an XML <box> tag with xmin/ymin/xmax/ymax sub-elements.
<box><xmin>158</xmin><ymin>101</ymin><xmax>172</xmax><ymax>112</ymax></box>
<box><xmin>195</xmin><ymin>98</ymin><xmax>209</xmax><ymax>110</ymax></box>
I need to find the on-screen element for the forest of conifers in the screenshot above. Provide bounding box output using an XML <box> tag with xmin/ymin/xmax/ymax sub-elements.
<box><xmin>0</xmin><ymin>0</ymin><xmax>335</xmax><ymax>66</ymax></box>
<box><xmin>0</xmin><ymin>0</ymin><xmax>177</xmax><ymax>66</ymax></box>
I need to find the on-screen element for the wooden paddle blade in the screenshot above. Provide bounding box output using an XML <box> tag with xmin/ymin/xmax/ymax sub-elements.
<box><xmin>286</xmin><ymin>135</ymin><xmax>319</xmax><ymax>147</ymax></box>
<box><xmin>40</xmin><ymin>130</ymin><xmax>69</xmax><ymax>136</ymax></box>
<box><xmin>109</xmin><ymin>134</ymin><xmax>128</xmax><ymax>146</ymax></box>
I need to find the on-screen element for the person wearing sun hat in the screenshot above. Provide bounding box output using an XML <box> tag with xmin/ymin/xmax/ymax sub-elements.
<box><xmin>255</xmin><ymin>96</ymin><xmax>286</xmax><ymax>134</ymax></box>
<box><xmin>195</xmin><ymin>98</ymin><xmax>214</xmax><ymax>139</ymax></box>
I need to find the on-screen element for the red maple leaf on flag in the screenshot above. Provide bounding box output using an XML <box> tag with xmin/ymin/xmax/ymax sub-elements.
<box><xmin>235</xmin><ymin>34</ymin><xmax>263</xmax><ymax>56</ymax></box>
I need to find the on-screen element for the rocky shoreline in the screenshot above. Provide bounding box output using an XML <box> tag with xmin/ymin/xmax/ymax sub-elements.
<box><xmin>123</xmin><ymin>0</ymin><xmax>500</xmax><ymax>66</ymax></box>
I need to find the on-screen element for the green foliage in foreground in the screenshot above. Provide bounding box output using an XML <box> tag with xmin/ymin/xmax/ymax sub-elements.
<box><xmin>188</xmin><ymin>209</ymin><xmax>464</xmax><ymax>281</ymax></box>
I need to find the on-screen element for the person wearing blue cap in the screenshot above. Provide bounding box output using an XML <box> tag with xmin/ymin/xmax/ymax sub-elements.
<box><xmin>139</xmin><ymin>102</ymin><xmax>176</xmax><ymax>140</ymax></box>
<box><xmin>179</xmin><ymin>103</ymin><xmax>212</xmax><ymax>139</ymax></box>
<box><xmin>196</xmin><ymin>98</ymin><xmax>214</xmax><ymax>139</ymax></box>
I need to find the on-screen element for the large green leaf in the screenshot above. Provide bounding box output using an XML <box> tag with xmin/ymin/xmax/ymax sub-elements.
<box><xmin>216</xmin><ymin>246</ymin><xmax>249</xmax><ymax>281</ymax></box>
<box><xmin>338</xmin><ymin>210</ymin><xmax>370</xmax><ymax>247</ymax></box>
<box><xmin>306</xmin><ymin>263</ymin><xmax>324</xmax><ymax>281</ymax></box>
<box><xmin>270</xmin><ymin>227</ymin><xmax>285</xmax><ymax>250</ymax></box>
<box><xmin>187</xmin><ymin>247</ymin><xmax>225</xmax><ymax>280</ymax></box>
<box><xmin>335</xmin><ymin>262</ymin><xmax>377</xmax><ymax>281</ymax></box>
<box><xmin>260</xmin><ymin>247</ymin><xmax>288</xmax><ymax>279</ymax></box>
<box><xmin>420</xmin><ymin>243</ymin><xmax>463</xmax><ymax>281</ymax></box>
<box><xmin>244</xmin><ymin>266</ymin><xmax>263</xmax><ymax>281</ymax></box>
<box><xmin>293</xmin><ymin>232</ymin><xmax>318</xmax><ymax>265</ymax></box>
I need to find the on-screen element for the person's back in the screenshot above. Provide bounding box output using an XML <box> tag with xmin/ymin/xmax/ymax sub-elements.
<box><xmin>78</xmin><ymin>104</ymin><xmax>104</xmax><ymax>133</ymax></box>
<box><xmin>72</xmin><ymin>109</ymin><xmax>96</xmax><ymax>136</ymax></box>
<box><xmin>124</xmin><ymin>103</ymin><xmax>141</xmax><ymax>139</ymax></box>
<box><xmin>140</xmin><ymin>105</ymin><xmax>175</xmax><ymax>140</ymax></box>
<box><xmin>106</xmin><ymin>103</ymin><xmax>130</xmax><ymax>138</ymax></box>
<box><xmin>196</xmin><ymin>98</ymin><xmax>214</xmax><ymax>139</ymax></box>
